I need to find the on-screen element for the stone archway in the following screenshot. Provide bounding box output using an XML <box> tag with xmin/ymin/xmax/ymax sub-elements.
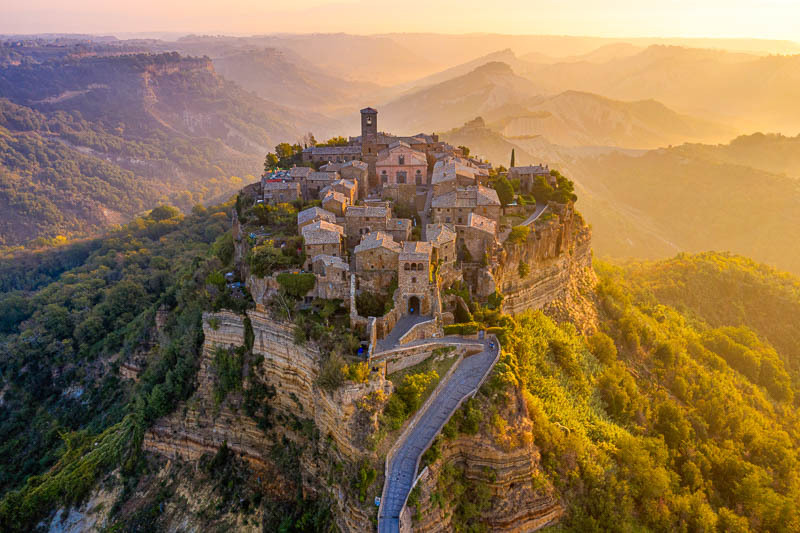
<box><xmin>408</xmin><ymin>296</ymin><xmax>420</xmax><ymax>315</ymax></box>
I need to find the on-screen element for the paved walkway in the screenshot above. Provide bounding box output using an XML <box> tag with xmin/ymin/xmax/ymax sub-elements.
<box><xmin>521</xmin><ymin>202</ymin><xmax>548</xmax><ymax>226</ymax></box>
<box><xmin>375</xmin><ymin>314</ymin><xmax>432</xmax><ymax>352</ymax></box>
<box><xmin>378</xmin><ymin>338</ymin><xmax>500</xmax><ymax>533</ymax></box>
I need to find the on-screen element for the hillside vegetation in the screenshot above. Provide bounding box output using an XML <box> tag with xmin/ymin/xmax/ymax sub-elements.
<box><xmin>427</xmin><ymin>252</ymin><xmax>800</xmax><ymax>531</ymax></box>
<box><xmin>0</xmin><ymin>51</ymin><xmax>322</xmax><ymax>247</ymax></box>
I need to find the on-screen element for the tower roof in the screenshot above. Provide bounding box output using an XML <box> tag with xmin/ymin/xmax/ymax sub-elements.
<box><xmin>360</xmin><ymin>107</ymin><xmax>378</xmax><ymax>114</ymax></box>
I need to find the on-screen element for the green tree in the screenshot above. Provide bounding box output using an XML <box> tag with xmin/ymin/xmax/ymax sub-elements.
<box><xmin>510</xmin><ymin>148</ymin><xmax>516</xmax><ymax>168</ymax></box>
<box><xmin>458</xmin><ymin>145</ymin><xmax>470</xmax><ymax>157</ymax></box>
<box><xmin>494</xmin><ymin>177</ymin><xmax>515</xmax><ymax>207</ymax></box>
<box><xmin>149</xmin><ymin>205</ymin><xmax>181</xmax><ymax>221</ymax></box>
<box><xmin>264</xmin><ymin>152</ymin><xmax>279</xmax><ymax>172</ymax></box>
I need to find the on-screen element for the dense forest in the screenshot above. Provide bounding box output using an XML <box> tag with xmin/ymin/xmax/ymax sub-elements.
<box><xmin>426</xmin><ymin>253</ymin><xmax>800</xmax><ymax>532</ymax></box>
<box><xmin>0</xmin><ymin>50</ymin><xmax>326</xmax><ymax>247</ymax></box>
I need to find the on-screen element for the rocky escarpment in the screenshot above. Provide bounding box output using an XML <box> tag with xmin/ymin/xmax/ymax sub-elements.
<box><xmin>494</xmin><ymin>205</ymin><xmax>596</xmax><ymax>329</ymax></box>
<box><xmin>410</xmin><ymin>390</ymin><xmax>564</xmax><ymax>532</ymax></box>
<box><xmin>143</xmin><ymin>309</ymin><xmax>390</xmax><ymax>531</ymax></box>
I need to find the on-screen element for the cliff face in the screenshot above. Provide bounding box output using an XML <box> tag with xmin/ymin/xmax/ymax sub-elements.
<box><xmin>411</xmin><ymin>390</ymin><xmax>564</xmax><ymax>532</ymax></box>
<box><xmin>494</xmin><ymin>206</ymin><xmax>596</xmax><ymax>330</ymax></box>
<box><xmin>143</xmin><ymin>309</ymin><xmax>390</xmax><ymax>531</ymax></box>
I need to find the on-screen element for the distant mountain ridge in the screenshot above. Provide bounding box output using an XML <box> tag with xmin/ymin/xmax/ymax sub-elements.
<box><xmin>385</xmin><ymin>60</ymin><xmax>732</xmax><ymax>148</ymax></box>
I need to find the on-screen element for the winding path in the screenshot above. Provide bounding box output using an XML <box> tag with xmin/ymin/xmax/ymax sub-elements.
<box><xmin>377</xmin><ymin>337</ymin><xmax>500</xmax><ymax>533</ymax></box>
<box><xmin>521</xmin><ymin>202</ymin><xmax>548</xmax><ymax>226</ymax></box>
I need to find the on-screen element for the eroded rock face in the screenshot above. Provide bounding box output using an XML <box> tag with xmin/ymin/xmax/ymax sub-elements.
<box><xmin>495</xmin><ymin>207</ymin><xmax>595</xmax><ymax>329</ymax></box>
<box><xmin>412</xmin><ymin>434</ymin><xmax>563</xmax><ymax>532</ymax></box>
<box><xmin>143</xmin><ymin>309</ymin><xmax>390</xmax><ymax>531</ymax></box>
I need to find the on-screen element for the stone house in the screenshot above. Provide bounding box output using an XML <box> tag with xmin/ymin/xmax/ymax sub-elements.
<box><xmin>262</xmin><ymin>179</ymin><xmax>301</xmax><ymax>205</ymax></box>
<box><xmin>322</xmin><ymin>190</ymin><xmax>349</xmax><ymax>217</ymax></box>
<box><xmin>344</xmin><ymin>205</ymin><xmax>391</xmax><ymax>248</ymax></box>
<box><xmin>376</xmin><ymin>141</ymin><xmax>428</xmax><ymax>187</ymax></box>
<box><xmin>304</xmin><ymin>171</ymin><xmax>338</xmax><ymax>202</ymax></box>
<box><xmin>456</xmin><ymin>213</ymin><xmax>498</xmax><ymax>263</ymax></box>
<box><xmin>383</xmin><ymin>217</ymin><xmax>412</xmax><ymax>244</ymax></box>
<box><xmin>339</xmin><ymin>160</ymin><xmax>369</xmax><ymax>196</ymax></box>
<box><xmin>398</xmin><ymin>241</ymin><xmax>433</xmax><ymax>316</ymax></box>
<box><xmin>430</xmin><ymin>185</ymin><xmax>501</xmax><ymax>225</ymax></box>
<box><xmin>431</xmin><ymin>159</ymin><xmax>478</xmax><ymax>195</ymax></box>
<box><xmin>353</xmin><ymin>231</ymin><xmax>401</xmax><ymax>292</ymax></box>
<box><xmin>297</xmin><ymin>206</ymin><xmax>336</xmax><ymax>231</ymax></box>
<box><xmin>311</xmin><ymin>254</ymin><xmax>350</xmax><ymax>300</ymax></box>
<box><xmin>426</xmin><ymin>223</ymin><xmax>457</xmax><ymax>266</ymax></box>
<box><xmin>302</xmin><ymin>145</ymin><xmax>362</xmax><ymax>164</ymax></box>
<box><xmin>509</xmin><ymin>164</ymin><xmax>555</xmax><ymax>193</ymax></box>
<box><xmin>289</xmin><ymin>166</ymin><xmax>313</xmax><ymax>181</ymax></box>
<box><xmin>301</xmin><ymin>220</ymin><xmax>345</xmax><ymax>269</ymax></box>
<box><xmin>322</xmin><ymin>179</ymin><xmax>358</xmax><ymax>205</ymax></box>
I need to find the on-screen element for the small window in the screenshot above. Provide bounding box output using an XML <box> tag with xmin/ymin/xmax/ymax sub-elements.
<box><xmin>411</xmin><ymin>277</ymin><xmax>416</xmax><ymax>283</ymax></box>
<box><xmin>399</xmin><ymin>155</ymin><xmax>405</xmax><ymax>165</ymax></box>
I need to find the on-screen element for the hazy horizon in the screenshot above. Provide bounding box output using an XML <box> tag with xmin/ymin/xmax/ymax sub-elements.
<box><xmin>3</xmin><ymin>0</ymin><xmax>800</xmax><ymax>45</ymax></box>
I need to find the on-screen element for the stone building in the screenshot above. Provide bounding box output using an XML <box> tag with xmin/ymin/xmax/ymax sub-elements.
<box><xmin>322</xmin><ymin>179</ymin><xmax>358</xmax><ymax>205</ymax></box>
<box><xmin>398</xmin><ymin>241</ymin><xmax>433</xmax><ymax>316</ymax></box>
<box><xmin>431</xmin><ymin>159</ymin><xmax>478</xmax><ymax>195</ymax></box>
<box><xmin>339</xmin><ymin>160</ymin><xmax>369</xmax><ymax>197</ymax></box>
<box><xmin>301</xmin><ymin>220</ymin><xmax>345</xmax><ymax>269</ymax></box>
<box><xmin>352</xmin><ymin>231</ymin><xmax>401</xmax><ymax>291</ymax></box>
<box><xmin>301</xmin><ymin>145</ymin><xmax>362</xmax><ymax>164</ymax></box>
<box><xmin>289</xmin><ymin>166</ymin><xmax>313</xmax><ymax>181</ymax></box>
<box><xmin>322</xmin><ymin>190</ymin><xmax>349</xmax><ymax>217</ymax></box>
<box><xmin>304</xmin><ymin>171</ymin><xmax>338</xmax><ymax>202</ymax></box>
<box><xmin>376</xmin><ymin>141</ymin><xmax>428</xmax><ymax>187</ymax></box>
<box><xmin>262</xmin><ymin>179</ymin><xmax>301</xmax><ymax>205</ymax></box>
<box><xmin>430</xmin><ymin>185</ymin><xmax>501</xmax><ymax>225</ymax></box>
<box><xmin>509</xmin><ymin>164</ymin><xmax>555</xmax><ymax>193</ymax></box>
<box><xmin>345</xmin><ymin>205</ymin><xmax>391</xmax><ymax>247</ymax></box>
<box><xmin>383</xmin><ymin>218</ymin><xmax>412</xmax><ymax>244</ymax></box>
<box><xmin>457</xmin><ymin>213</ymin><xmax>498</xmax><ymax>263</ymax></box>
<box><xmin>426</xmin><ymin>223</ymin><xmax>457</xmax><ymax>266</ymax></box>
<box><xmin>310</xmin><ymin>254</ymin><xmax>350</xmax><ymax>300</ymax></box>
<box><xmin>297</xmin><ymin>206</ymin><xmax>336</xmax><ymax>231</ymax></box>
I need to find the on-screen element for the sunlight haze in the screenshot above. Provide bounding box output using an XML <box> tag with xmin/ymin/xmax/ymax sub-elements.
<box><xmin>3</xmin><ymin>0</ymin><xmax>800</xmax><ymax>44</ymax></box>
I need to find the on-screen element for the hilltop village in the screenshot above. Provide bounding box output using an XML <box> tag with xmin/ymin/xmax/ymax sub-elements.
<box><xmin>236</xmin><ymin>107</ymin><xmax>588</xmax><ymax>348</ymax></box>
<box><xmin>141</xmin><ymin>107</ymin><xmax>593</xmax><ymax>533</ymax></box>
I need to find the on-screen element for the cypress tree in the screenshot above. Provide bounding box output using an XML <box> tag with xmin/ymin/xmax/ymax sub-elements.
<box><xmin>510</xmin><ymin>148</ymin><xmax>516</xmax><ymax>168</ymax></box>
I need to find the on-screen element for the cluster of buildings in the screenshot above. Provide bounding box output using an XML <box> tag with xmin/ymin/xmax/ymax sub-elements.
<box><xmin>252</xmin><ymin>107</ymin><xmax>564</xmax><ymax>331</ymax></box>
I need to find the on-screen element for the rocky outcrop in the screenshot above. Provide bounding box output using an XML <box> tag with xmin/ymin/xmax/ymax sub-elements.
<box><xmin>143</xmin><ymin>309</ymin><xmax>390</xmax><ymax>532</ymax></box>
<box><xmin>412</xmin><ymin>434</ymin><xmax>563</xmax><ymax>532</ymax></box>
<box><xmin>495</xmin><ymin>206</ymin><xmax>595</xmax><ymax>329</ymax></box>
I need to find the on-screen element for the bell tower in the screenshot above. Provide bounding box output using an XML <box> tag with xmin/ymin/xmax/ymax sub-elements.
<box><xmin>360</xmin><ymin>107</ymin><xmax>379</xmax><ymax>183</ymax></box>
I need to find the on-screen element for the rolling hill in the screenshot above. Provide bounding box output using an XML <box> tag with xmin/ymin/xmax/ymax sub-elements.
<box><xmin>393</xmin><ymin>60</ymin><xmax>732</xmax><ymax>149</ymax></box>
<box><xmin>0</xmin><ymin>51</ymin><xmax>328</xmax><ymax>246</ymax></box>
<box><xmin>523</xmin><ymin>45</ymin><xmax>800</xmax><ymax>133</ymax></box>
<box><xmin>380</xmin><ymin>61</ymin><xmax>542</xmax><ymax>134</ymax></box>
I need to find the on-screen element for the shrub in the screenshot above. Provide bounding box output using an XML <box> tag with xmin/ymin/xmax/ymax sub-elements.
<box><xmin>507</xmin><ymin>225</ymin><xmax>530</xmax><ymax>245</ymax></box>
<box><xmin>276</xmin><ymin>272</ymin><xmax>316</xmax><ymax>299</ymax></box>
<box><xmin>588</xmin><ymin>331</ymin><xmax>617</xmax><ymax>365</ymax></box>
<box><xmin>212</xmin><ymin>346</ymin><xmax>245</xmax><ymax>405</ymax></box>
<box><xmin>443</xmin><ymin>322</ymin><xmax>479</xmax><ymax>336</ymax></box>
<box><xmin>518</xmin><ymin>260</ymin><xmax>530</xmax><ymax>278</ymax></box>
<box><xmin>346</xmin><ymin>362</ymin><xmax>370</xmax><ymax>383</ymax></box>
<box><xmin>318</xmin><ymin>352</ymin><xmax>346</xmax><ymax>391</ymax></box>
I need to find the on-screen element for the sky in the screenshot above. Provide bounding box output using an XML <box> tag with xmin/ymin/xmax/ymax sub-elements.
<box><xmin>2</xmin><ymin>0</ymin><xmax>800</xmax><ymax>42</ymax></box>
